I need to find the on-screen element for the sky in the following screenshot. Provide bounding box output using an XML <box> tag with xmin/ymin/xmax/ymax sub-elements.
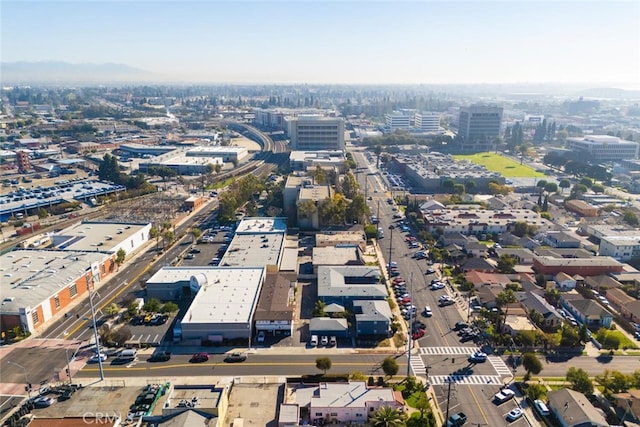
<box><xmin>2</xmin><ymin>0</ymin><xmax>640</xmax><ymax>85</ymax></box>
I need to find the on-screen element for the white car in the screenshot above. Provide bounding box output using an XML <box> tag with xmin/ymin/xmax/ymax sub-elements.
<box><xmin>32</xmin><ymin>396</ymin><xmax>56</xmax><ymax>408</ymax></box>
<box><xmin>320</xmin><ymin>336</ymin><xmax>329</xmax><ymax>346</ymax></box>
<box><xmin>88</xmin><ymin>353</ymin><xmax>108</xmax><ymax>363</ymax></box>
<box><xmin>494</xmin><ymin>388</ymin><xmax>515</xmax><ymax>404</ymax></box>
<box><xmin>468</xmin><ymin>351</ymin><xmax>487</xmax><ymax>363</ymax></box>
<box><xmin>506</xmin><ymin>407</ymin><xmax>523</xmax><ymax>421</ymax></box>
<box><xmin>256</xmin><ymin>331</ymin><xmax>265</xmax><ymax>343</ymax></box>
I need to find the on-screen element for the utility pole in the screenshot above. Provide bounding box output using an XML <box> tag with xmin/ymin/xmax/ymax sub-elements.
<box><xmin>445</xmin><ymin>379</ymin><xmax>453</xmax><ymax>422</ymax></box>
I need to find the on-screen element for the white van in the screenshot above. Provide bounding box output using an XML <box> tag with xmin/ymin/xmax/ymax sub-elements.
<box><xmin>533</xmin><ymin>399</ymin><xmax>550</xmax><ymax>416</ymax></box>
<box><xmin>116</xmin><ymin>349</ymin><xmax>137</xmax><ymax>361</ymax></box>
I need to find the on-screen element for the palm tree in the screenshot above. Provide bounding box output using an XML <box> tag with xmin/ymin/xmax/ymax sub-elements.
<box><xmin>370</xmin><ymin>406</ymin><xmax>406</xmax><ymax>427</ymax></box>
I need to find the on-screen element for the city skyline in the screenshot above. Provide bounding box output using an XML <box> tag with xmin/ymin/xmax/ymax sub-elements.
<box><xmin>2</xmin><ymin>0</ymin><xmax>640</xmax><ymax>87</ymax></box>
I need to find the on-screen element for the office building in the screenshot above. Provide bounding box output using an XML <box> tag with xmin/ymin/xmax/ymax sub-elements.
<box><xmin>567</xmin><ymin>135</ymin><xmax>639</xmax><ymax>161</ymax></box>
<box><xmin>457</xmin><ymin>105</ymin><xmax>503</xmax><ymax>148</ymax></box>
<box><xmin>286</xmin><ymin>115</ymin><xmax>345</xmax><ymax>151</ymax></box>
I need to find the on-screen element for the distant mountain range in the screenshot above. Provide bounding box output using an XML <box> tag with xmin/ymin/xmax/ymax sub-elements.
<box><xmin>0</xmin><ymin>61</ymin><xmax>155</xmax><ymax>85</ymax></box>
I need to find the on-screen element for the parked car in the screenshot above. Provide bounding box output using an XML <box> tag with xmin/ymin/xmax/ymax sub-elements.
<box><xmin>423</xmin><ymin>306</ymin><xmax>432</xmax><ymax>317</ymax></box>
<box><xmin>439</xmin><ymin>299</ymin><xmax>455</xmax><ymax>307</ymax></box>
<box><xmin>453</xmin><ymin>321</ymin><xmax>469</xmax><ymax>331</ymax></box>
<box><xmin>329</xmin><ymin>336</ymin><xmax>337</xmax><ymax>347</ymax></box>
<box><xmin>190</xmin><ymin>353</ymin><xmax>209</xmax><ymax>363</ymax></box>
<box><xmin>309</xmin><ymin>335</ymin><xmax>318</xmax><ymax>347</ymax></box>
<box><xmin>224</xmin><ymin>352</ymin><xmax>247</xmax><ymax>363</ymax></box>
<box><xmin>257</xmin><ymin>331</ymin><xmax>265</xmax><ymax>343</ymax></box>
<box><xmin>446</xmin><ymin>412</ymin><xmax>467</xmax><ymax>427</ymax></box>
<box><xmin>148</xmin><ymin>351</ymin><xmax>171</xmax><ymax>362</ymax></box>
<box><xmin>320</xmin><ymin>335</ymin><xmax>329</xmax><ymax>346</ymax></box>
<box><xmin>425</xmin><ymin>268</ymin><xmax>436</xmax><ymax>275</ymax></box>
<box><xmin>506</xmin><ymin>408</ymin><xmax>523</xmax><ymax>421</ymax></box>
<box><xmin>533</xmin><ymin>399</ymin><xmax>550</xmax><ymax>416</ymax></box>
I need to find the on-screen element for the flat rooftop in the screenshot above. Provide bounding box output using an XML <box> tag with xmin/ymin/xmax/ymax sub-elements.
<box><xmin>51</xmin><ymin>221</ymin><xmax>148</xmax><ymax>251</ymax></box>
<box><xmin>175</xmin><ymin>267</ymin><xmax>265</xmax><ymax>324</ymax></box>
<box><xmin>234</xmin><ymin>217</ymin><xmax>287</xmax><ymax>234</ymax></box>
<box><xmin>220</xmin><ymin>233</ymin><xmax>284</xmax><ymax>268</ymax></box>
<box><xmin>0</xmin><ymin>249</ymin><xmax>109</xmax><ymax>314</ymax></box>
<box><xmin>165</xmin><ymin>385</ymin><xmax>223</xmax><ymax>413</ymax></box>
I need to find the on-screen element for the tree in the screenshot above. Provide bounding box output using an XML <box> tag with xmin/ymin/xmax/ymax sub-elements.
<box><xmin>104</xmin><ymin>303</ymin><xmax>120</xmax><ymax>317</ymax></box>
<box><xmin>115</xmin><ymin>248</ymin><xmax>126</xmax><ymax>271</ymax></box>
<box><xmin>591</xmin><ymin>183</ymin><xmax>605</xmax><ymax>194</ymax></box>
<box><xmin>190</xmin><ymin>227</ymin><xmax>202</xmax><ymax>243</ymax></box>
<box><xmin>596</xmin><ymin>370</ymin><xmax>630</xmax><ymax>394</ymax></box>
<box><xmin>374</xmin><ymin>145</ymin><xmax>383</xmax><ymax>168</ymax></box>
<box><xmin>143</xmin><ymin>298</ymin><xmax>161</xmax><ymax>313</ymax></box>
<box><xmin>452</xmin><ymin>183</ymin><xmax>465</xmax><ymax>195</ymax></box>
<box><xmin>442</xmin><ymin>179</ymin><xmax>454</xmax><ymax>194</ymax></box>
<box><xmin>560</xmin><ymin>326</ymin><xmax>581</xmax><ymax>347</ymax></box>
<box><xmin>381</xmin><ymin>357</ymin><xmax>399</xmax><ymax>377</ymax></box>
<box><xmin>566</xmin><ymin>367</ymin><xmax>594</xmax><ymax>395</ymax></box>
<box><xmin>580</xmin><ymin>177</ymin><xmax>593</xmax><ymax>188</ymax></box>
<box><xmin>111</xmin><ymin>327</ymin><xmax>133</xmax><ymax>347</ymax></box>
<box><xmin>522</xmin><ymin>352</ymin><xmax>543</xmax><ymax>380</ymax></box>
<box><xmin>161</xmin><ymin>302</ymin><xmax>179</xmax><ymax>313</ymax></box>
<box><xmin>536</xmin><ymin>180</ymin><xmax>548</xmax><ymax>194</ymax></box>
<box><xmin>315</xmin><ymin>357</ymin><xmax>332</xmax><ymax>374</ymax></box>
<box><xmin>465</xmin><ymin>180</ymin><xmax>477</xmax><ymax>194</ymax></box>
<box><xmin>313</xmin><ymin>300</ymin><xmax>326</xmax><ymax>317</ymax></box>
<box><xmin>623</xmin><ymin>211</ymin><xmax>639</xmax><ymax>226</ymax></box>
<box><xmin>601</xmin><ymin>333</ymin><xmax>621</xmax><ymax>350</ymax></box>
<box><xmin>497</xmin><ymin>255</ymin><xmax>517</xmax><ymax>274</ymax></box>
<box><xmin>370</xmin><ymin>406</ymin><xmax>405</xmax><ymax>427</ymax></box>
<box><xmin>544</xmin><ymin>182</ymin><xmax>558</xmax><ymax>193</ymax></box>
<box><xmin>496</xmin><ymin>289</ymin><xmax>517</xmax><ymax>331</ymax></box>
<box><xmin>38</xmin><ymin>208</ymin><xmax>48</xmax><ymax>219</ymax></box>
<box><xmin>314</xmin><ymin>166</ymin><xmax>328</xmax><ymax>184</ymax></box>
<box><xmin>559</xmin><ymin>179</ymin><xmax>571</xmax><ymax>193</ymax></box>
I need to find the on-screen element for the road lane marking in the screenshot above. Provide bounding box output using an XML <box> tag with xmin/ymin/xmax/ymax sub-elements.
<box><xmin>64</xmin><ymin>265</ymin><xmax>151</xmax><ymax>340</ymax></box>
<box><xmin>468</xmin><ymin>384</ymin><xmax>490</xmax><ymax>425</ymax></box>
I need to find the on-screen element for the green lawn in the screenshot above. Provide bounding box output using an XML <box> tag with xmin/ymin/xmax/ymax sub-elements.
<box><xmin>453</xmin><ymin>152</ymin><xmax>546</xmax><ymax>178</ymax></box>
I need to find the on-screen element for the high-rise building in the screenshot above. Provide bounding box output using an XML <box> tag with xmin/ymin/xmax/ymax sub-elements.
<box><xmin>286</xmin><ymin>115</ymin><xmax>345</xmax><ymax>151</ymax></box>
<box><xmin>457</xmin><ymin>105</ymin><xmax>503</xmax><ymax>144</ymax></box>
<box><xmin>385</xmin><ymin>111</ymin><xmax>413</xmax><ymax>132</ymax></box>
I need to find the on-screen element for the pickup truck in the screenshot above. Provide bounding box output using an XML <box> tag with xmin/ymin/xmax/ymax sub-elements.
<box><xmin>493</xmin><ymin>388</ymin><xmax>515</xmax><ymax>404</ymax></box>
<box><xmin>446</xmin><ymin>412</ymin><xmax>467</xmax><ymax>427</ymax></box>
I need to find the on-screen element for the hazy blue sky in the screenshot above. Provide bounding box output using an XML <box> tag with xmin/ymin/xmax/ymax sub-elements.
<box><xmin>2</xmin><ymin>1</ymin><xmax>639</xmax><ymax>85</ymax></box>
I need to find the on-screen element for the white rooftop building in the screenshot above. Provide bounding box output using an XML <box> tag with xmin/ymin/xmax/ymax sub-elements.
<box><xmin>146</xmin><ymin>267</ymin><xmax>265</xmax><ymax>341</ymax></box>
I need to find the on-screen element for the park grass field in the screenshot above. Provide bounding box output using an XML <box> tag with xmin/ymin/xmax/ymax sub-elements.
<box><xmin>453</xmin><ymin>152</ymin><xmax>546</xmax><ymax>178</ymax></box>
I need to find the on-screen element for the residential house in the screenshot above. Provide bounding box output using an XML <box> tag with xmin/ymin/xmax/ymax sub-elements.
<box><xmin>585</xmin><ymin>274</ymin><xmax>623</xmax><ymax>292</ymax></box>
<box><xmin>503</xmin><ymin>314</ymin><xmax>537</xmax><ymax>336</ymax></box>
<box><xmin>283</xmin><ymin>381</ymin><xmax>404</xmax><ymax>425</ymax></box>
<box><xmin>464</xmin><ymin>240</ymin><xmax>488</xmax><ymax>257</ymax></box>
<box><xmin>496</xmin><ymin>248</ymin><xmax>535</xmax><ymax>264</ymax></box>
<box><xmin>315</xmin><ymin>230</ymin><xmax>367</xmax><ymax>252</ymax></box>
<box><xmin>535</xmin><ymin>247</ymin><xmax>594</xmax><ymax>259</ymax></box>
<box><xmin>555</xmin><ymin>272</ymin><xmax>577</xmax><ymax>291</ymax></box>
<box><xmin>611</xmin><ymin>389</ymin><xmax>640</xmax><ymax>424</ymax></box>
<box><xmin>561</xmin><ymin>293</ymin><xmax>613</xmax><ymax>329</ymax></box>
<box><xmin>458</xmin><ymin>257</ymin><xmax>496</xmax><ymax>273</ymax></box>
<box><xmin>353</xmin><ymin>300</ymin><xmax>392</xmax><ymax>337</ymax></box>
<box><xmin>500</xmin><ymin>232</ymin><xmax>541</xmax><ymax>250</ymax></box>
<box><xmin>547</xmin><ymin>388</ymin><xmax>608</xmax><ymax>427</ymax></box>
<box><xmin>520</xmin><ymin>291</ymin><xmax>563</xmax><ymax>330</ymax></box>
<box><xmin>620</xmin><ymin>300</ymin><xmax>640</xmax><ymax>323</ymax></box>
<box><xmin>465</xmin><ymin>271</ymin><xmax>512</xmax><ymax>289</ymax></box>
<box><xmin>543</xmin><ymin>231</ymin><xmax>582</xmax><ymax>248</ymax></box>
<box><xmin>606</xmin><ymin>287</ymin><xmax>635</xmax><ymax>312</ymax></box>
<box><xmin>474</xmin><ymin>285</ymin><xmax>504</xmax><ymax>310</ymax></box>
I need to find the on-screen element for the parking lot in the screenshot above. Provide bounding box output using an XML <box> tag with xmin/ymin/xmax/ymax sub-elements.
<box><xmin>126</xmin><ymin>314</ymin><xmax>175</xmax><ymax>347</ymax></box>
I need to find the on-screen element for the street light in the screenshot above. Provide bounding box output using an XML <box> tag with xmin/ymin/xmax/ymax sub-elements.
<box><xmin>86</xmin><ymin>273</ymin><xmax>104</xmax><ymax>382</ymax></box>
<box><xmin>406</xmin><ymin>271</ymin><xmax>414</xmax><ymax>377</ymax></box>
<box><xmin>7</xmin><ymin>361</ymin><xmax>31</xmax><ymax>398</ymax></box>
<box><xmin>387</xmin><ymin>225</ymin><xmax>394</xmax><ymax>272</ymax></box>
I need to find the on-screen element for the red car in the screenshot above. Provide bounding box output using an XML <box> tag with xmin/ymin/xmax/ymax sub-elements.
<box><xmin>190</xmin><ymin>352</ymin><xmax>209</xmax><ymax>363</ymax></box>
<box><xmin>392</xmin><ymin>278</ymin><xmax>405</xmax><ymax>285</ymax></box>
<box><xmin>412</xmin><ymin>329</ymin><xmax>425</xmax><ymax>340</ymax></box>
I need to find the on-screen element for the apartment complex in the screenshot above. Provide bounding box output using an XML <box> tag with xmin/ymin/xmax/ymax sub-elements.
<box><xmin>384</xmin><ymin>110</ymin><xmax>440</xmax><ymax>133</ymax></box>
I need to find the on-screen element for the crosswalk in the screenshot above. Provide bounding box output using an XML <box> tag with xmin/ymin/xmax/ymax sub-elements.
<box><xmin>418</xmin><ymin>346</ymin><xmax>477</xmax><ymax>356</ymax></box>
<box><xmin>488</xmin><ymin>355</ymin><xmax>512</xmax><ymax>376</ymax></box>
<box><xmin>429</xmin><ymin>375</ymin><xmax>502</xmax><ymax>386</ymax></box>
<box><xmin>409</xmin><ymin>354</ymin><xmax>427</xmax><ymax>376</ymax></box>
